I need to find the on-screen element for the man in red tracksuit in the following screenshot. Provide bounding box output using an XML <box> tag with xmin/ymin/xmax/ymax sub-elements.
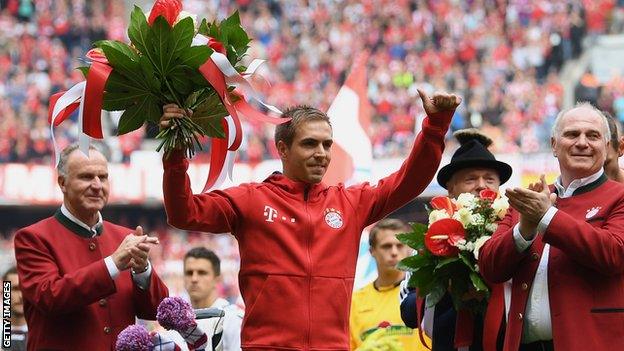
<box><xmin>160</xmin><ymin>89</ymin><xmax>461</xmax><ymax>350</ymax></box>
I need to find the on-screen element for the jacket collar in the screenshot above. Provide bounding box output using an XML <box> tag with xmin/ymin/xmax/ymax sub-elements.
<box><xmin>554</xmin><ymin>169</ymin><xmax>607</xmax><ymax>198</ymax></box>
<box><xmin>55</xmin><ymin>204</ymin><xmax>103</xmax><ymax>238</ymax></box>
<box><xmin>265</xmin><ymin>172</ymin><xmax>328</xmax><ymax>200</ymax></box>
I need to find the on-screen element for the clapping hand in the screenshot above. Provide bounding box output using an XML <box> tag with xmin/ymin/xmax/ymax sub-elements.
<box><xmin>505</xmin><ymin>175</ymin><xmax>556</xmax><ymax>239</ymax></box>
<box><xmin>111</xmin><ymin>226</ymin><xmax>159</xmax><ymax>271</ymax></box>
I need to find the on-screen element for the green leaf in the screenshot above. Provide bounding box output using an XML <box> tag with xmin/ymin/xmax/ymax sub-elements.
<box><xmin>469</xmin><ymin>272</ymin><xmax>489</xmax><ymax>292</ymax></box>
<box><xmin>103</xmin><ymin>92</ymin><xmax>146</xmax><ymax>111</ymax></box>
<box><xmin>76</xmin><ymin>66</ymin><xmax>89</xmax><ymax>79</ymax></box>
<box><xmin>396</xmin><ymin>232</ymin><xmax>423</xmax><ymax>250</ymax></box>
<box><xmin>139</xmin><ymin>55</ymin><xmax>161</xmax><ymax>95</ymax></box>
<box><xmin>179</xmin><ymin>45</ymin><xmax>213</xmax><ymax>69</ymax></box>
<box><xmin>170</xmin><ymin>16</ymin><xmax>194</xmax><ymax>60</ymax></box>
<box><xmin>408</xmin><ymin>265</ymin><xmax>434</xmax><ymax>290</ymax></box>
<box><xmin>144</xmin><ymin>99</ymin><xmax>162</xmax><ymax>124</ymax></box>
<box><xmin>198</xmin><ymin>18</ymin><xmax>209</xmax><ymax>36</ymax></box>
<box><xmin>128</xmin><ymin>6</ymin><xmax>150</xmax><ymax>55</ymax></box>
<box><xmin>397</xmin><ymin>254</ymin><xmax>431</xmax><ymax>272</ymax></box>
<box><xmin>434</xmin><ymin>257</ymin><xmax>460</xmax><ymax>271</ymax></box>
<box><xmin>220</xmin><ymin>11</ymin><xmax>251</xmax><ymax>62</ymax></box>
<box><xmin>169</xmin><ymin>65</ymin><xmax>194</xmax><ymax>96</ymax></box>
<box><xmin>191</xmin><ymin>92</ymin><xmax>227</xmax><ymax>138</ymax></box>
<box><xmin>411</xmin><ymin>222</ymin><xmax>428</xmax><ymax>234</ymax></box>
<box><xmin>459</xmin><ymin>252</ymin><xmax>477</xmax><ymax>272</ymax></box>
<box><xmin>426</xmin><ymin>283</ymin><xmax>446</xmax><ymax>307</ymax></box>
<box><xmin>94</xmin><ymin>40</ymin><xmax>139</xmax><ymax>62</ymax></box>
<box><xmin>149</xmin><ymin>16</ymin><xmax>173</xmax><ymax>75</ymax></box>
<box><xmin>117</xmin><ymin>98</ymin><xmax>152</xmax><ymax>135</ymax></box>
<box><xmin>98</xmin><ymin>42</ymin><xmax>144</xmax><ymax>87</ymax></box>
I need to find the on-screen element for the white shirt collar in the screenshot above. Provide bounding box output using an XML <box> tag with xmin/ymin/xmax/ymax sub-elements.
<box><xmin>554</xmin><ymin>169</ymin><xmax>604</xmax><ymax>198</ymax></box>
<box><xmin>60</xmin><ymin>203</ymin><xmax>103</xmax><ymax>237</ymax></box>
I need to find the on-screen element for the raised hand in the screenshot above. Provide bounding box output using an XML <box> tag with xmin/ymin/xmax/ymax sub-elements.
<box><xmin>159</xmin><ymin>104</ymin><xmax>190</xmax><ymax>130</ymax></box>
<box><xmin>417</xmin><ymin>88</ymin><xmax>462</xmax><ymax>115</ymax></box>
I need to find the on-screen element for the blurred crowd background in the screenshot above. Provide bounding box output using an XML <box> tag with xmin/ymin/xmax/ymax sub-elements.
<box><xmin>1</xmin><ymin>0</ymin><xmax>624</xmax><ymax>301</ymax></box>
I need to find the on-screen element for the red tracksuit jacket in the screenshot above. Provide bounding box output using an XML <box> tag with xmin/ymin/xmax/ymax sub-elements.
<box><xmin>163</xmin><ymin>111</ymin><xmax>452</xmax><ymax>350</ymax></box>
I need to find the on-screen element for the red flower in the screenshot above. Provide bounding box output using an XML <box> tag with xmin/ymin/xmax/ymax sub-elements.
<box><xmin>430</xmin><ymin>196</ymin><xmax>456</xmax><ymax>216</ymax></box>
<box><xmin>208</xmin><ymin>37</ymin><xmax>226</xmax><ymax>55</ymax></box>
<box><xmin>479</xmin><ymin>189</ymin><xmax>498</xmax><ymax>201</ymax></box>
<box><xmin>148</xmin><ymin>0</ymin><xmax>182</xmax><ymax>27</ymax></box>
<box><xmin>425</xmin><ymin>218</ymin><xmax>466</xmax><ymax>257</ymax></box>
<box><xmin>86</xmin><ymin>48</ymin><xmax>108</xmax><ymax>64</ymax></box>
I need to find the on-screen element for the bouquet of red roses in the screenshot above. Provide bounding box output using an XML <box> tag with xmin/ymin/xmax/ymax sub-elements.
<box><xmin>397</xmin><ymin>189</ymin><xmax>509</xmax><ymax>314</ymax></box>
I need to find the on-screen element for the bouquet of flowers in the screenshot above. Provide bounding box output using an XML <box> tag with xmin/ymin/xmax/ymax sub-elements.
<box><xmin>93</xmin><ymin>0</ymin><xmax>250</xmax><ymax>158</ymax></box>
<box><xmin>397</xmin><ymin>189</ymin><xmax>509</xmax><ymax>314</ymax></box>
<box><xmin>49</xmin><ymin>0</ymin><xmax>285</xmax><ymax>190</ymax></box>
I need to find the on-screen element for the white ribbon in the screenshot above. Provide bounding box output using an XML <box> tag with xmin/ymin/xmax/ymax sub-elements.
<box><xmin>192</xmin><ymin>34</ymin><xmax>281</xmax><ymax>115</ymax></box>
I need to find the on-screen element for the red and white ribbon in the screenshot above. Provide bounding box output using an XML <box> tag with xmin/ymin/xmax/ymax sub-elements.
<box><xmin>192</xmin><ymin>34</ymin><xmax>289</xmax><ymax>192</ymax></box>
<box><xmin>48</xmin><ymin>49</ymin><xmax>111</xmax><ymax>165</ymax></box>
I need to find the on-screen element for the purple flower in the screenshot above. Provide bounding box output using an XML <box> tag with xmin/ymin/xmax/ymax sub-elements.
<box><xmin>115</xmin><ymin>325</ymin><xmax>153</xmax><ymax>351</ymax></box>
<box><xmin>157</xmin><ymin>296</ymin><xmax>196</xmax><ymax>331</ymax></box>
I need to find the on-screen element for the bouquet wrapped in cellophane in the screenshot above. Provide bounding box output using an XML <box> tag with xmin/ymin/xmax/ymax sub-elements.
<box><xmin>397</xmin><ymin>189</ymin><xmax>509</xmax><ymax>315</ymax></box>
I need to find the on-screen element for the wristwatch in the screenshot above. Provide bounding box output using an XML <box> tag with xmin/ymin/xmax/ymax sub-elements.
<box><xmin>131</xmin><ymin>264</ymin><xmax>149</xmax><ymax>274</ymax></box>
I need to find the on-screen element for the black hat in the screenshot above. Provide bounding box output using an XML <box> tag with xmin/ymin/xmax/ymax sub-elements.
<box><xmin>437</xmin><ymin>129</ymin><xmax>512</xmax><ymax>189</ymax></box>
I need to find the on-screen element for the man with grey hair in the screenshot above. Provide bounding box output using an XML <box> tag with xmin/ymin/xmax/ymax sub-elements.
<box><xmin>14</xmin><ymin>144</ymin><xmax>168</xmax><ymax>350</ymax></box>
<box><xmin>479</xmin><ymin>103</ymin><xmax>624</xmax><ymax>351</ymax></box>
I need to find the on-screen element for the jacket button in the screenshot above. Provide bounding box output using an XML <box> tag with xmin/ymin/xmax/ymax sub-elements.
<box><xmin>89</xmin><ymin>242</ymin><xmax>96</xmax><ymax>251</ymax></box>
<box><xmin>517</xmin><ymin>313</ymin><xmax>523</xmax><ymax>320</ymax></box>
<box><xmin>99</xmin><ymin>299</ymin><xmax>107</xmax><ymax>307</ymax></box>
<box><xmin>531</xmin><ymin>252</ymin><xmax>539</xmax><ymax>261</ymax></box>
<box><xmin>104</xmin><ymin>326</ymin><xmax>111</xmax><ymax>334</ymax></box>
<box><xmin>521</xmin><ymin>283</ymin><xmax>529</xmax><ymax>291</ymax></box>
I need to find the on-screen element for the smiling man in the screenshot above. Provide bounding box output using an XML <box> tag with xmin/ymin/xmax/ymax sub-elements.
<box><xmin>160</xmin><ymin>88</ymin><xmax>461</xmax><ymax>351</ymax></box>
<box><xmin>13</xmin><ymin>144</ymin><xmax>168</xmax><ymax>350</ymax></box>
<box><xmin>479</xmin><ymin>103</ymin><xmax>624</xmax><ymax>351</ymax></box>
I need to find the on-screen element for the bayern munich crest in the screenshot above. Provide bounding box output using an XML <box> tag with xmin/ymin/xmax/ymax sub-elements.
<box><xmin>324</xmin><ymin>208</ymin><xmax>344</xmax><ymax>229</ymax></box>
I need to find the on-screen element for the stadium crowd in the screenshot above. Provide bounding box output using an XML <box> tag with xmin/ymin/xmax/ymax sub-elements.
<box><xmin>1</xmin><ymin>0</ymin><xmax>624</xmax><ymax>304</ymax></box>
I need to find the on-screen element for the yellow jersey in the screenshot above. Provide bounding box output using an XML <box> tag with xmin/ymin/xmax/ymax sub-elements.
<box><xmin>349</xmin><ymin>282</ymin><xmax>430</xmax><ymax>350</ymax></box>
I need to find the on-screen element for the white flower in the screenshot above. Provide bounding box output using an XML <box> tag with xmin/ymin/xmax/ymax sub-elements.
<box><xmin>452</xmin><ymin>207</ymin><xmax>473</xmax><ymax>228</ymax></box>
<box><xmin>429</xmin><ymin>209</ymin><xmax>450</xmax><ymax>224</ymax></box>
<box><xmin>473</xmin><ymin>235</ymin><xmax>491</xmax><ymax>260</ymax></box>
<box><xmin>492</xmin><ymin>197</ymin><xmax>510</xmax><ymax>220</ymax></box>
<box><xmin>464</xmin><ymin>241</ymin><xmax>475</xmax><ymax>252</ymax></box>
<box><xmin>471</xmin><ymin>213</ymin><xmax>485</xmax><ymax>225</ymax></box>
<box><xmin>485</xmin><ymin>223</ymin><xmax>498</xmax><ymax>233</ymax></box>
<box><xmin>456</xmin><ymin>193</ymin><xmax>477</xmax><ymax>209</ymax></box>
<box><xmin>175</xmin><ymin>11</ymin><xmax>198</xmax><ymax>28</ymax></box>
<box><xmin>453</xmin><ymin>239</ymin><xmax>467</xmax><ymax>250</ymax></box>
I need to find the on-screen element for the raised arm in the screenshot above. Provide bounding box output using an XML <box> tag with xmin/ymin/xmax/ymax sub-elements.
<box><xmin>355</xmin><ymin>90</ymin><xmax>460</xmax><ymax>226</ymax></box>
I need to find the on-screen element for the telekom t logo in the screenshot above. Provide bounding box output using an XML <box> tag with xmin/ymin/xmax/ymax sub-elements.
<box><xmin>264</xmin><ymin>205</ymin><xmax>278</xmax><ymax>222</ymax></box>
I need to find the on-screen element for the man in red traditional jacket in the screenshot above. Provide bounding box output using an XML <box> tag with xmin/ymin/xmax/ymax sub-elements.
<box><xmin>160</xmin><ymin>89</ymin><xmax>461</xmax><ymax>350</ymax></box>
<box><xmin>14</xmin><ymin>144</ymin><xmax>169</xmax><ymax>350</ymax></box>
<box><xmin>479</xmin><ymin>103</ymin><xmax>624</xmax><ymax>351</ymax></box>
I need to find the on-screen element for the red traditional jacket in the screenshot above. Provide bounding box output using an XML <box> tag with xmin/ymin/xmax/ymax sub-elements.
<box><xmin>14</xmin><ymin>211</ymin><xmax>169</xmax><ymax>351</ymax></box>
<box><xmin>162</xmin><ymin>111</ymin><xmax>452</xmax><ymax>350</ymax></box>
<box><xmin>479</xmin><ymin>175</ymin><xmax>624</xmax><ymax>351</ymax></box>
